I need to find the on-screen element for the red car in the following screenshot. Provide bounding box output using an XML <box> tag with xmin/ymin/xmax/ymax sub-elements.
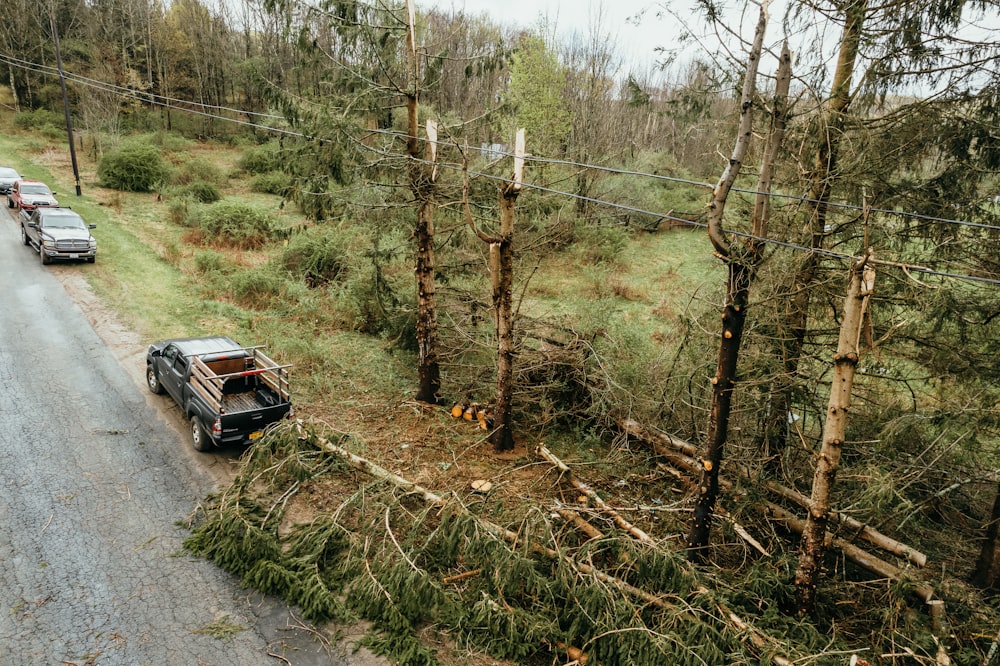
<box><xmin>8</xmin><ymin>180</ymin><xmax>58</xmax><ymax>211</ymax></box>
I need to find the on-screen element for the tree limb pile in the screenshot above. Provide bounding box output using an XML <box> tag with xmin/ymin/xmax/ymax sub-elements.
<box><xmin>297</xmin><ymin>423</ymin><xmax>795</xmax><ymax>665</ymax></box>
<box><xmin>618</xmin><ymin>417</ymin><xmax>927</xmax><ymax>567</ymax></box>
<box><xmin>534</xmin><ymin>443</ymin><xmax>792</xmax><ymax>664</ymax></box>
<box><xmin>615</xmin><ymin>416</ymin><xmax>940</xmax><ymax>610</ymax></box>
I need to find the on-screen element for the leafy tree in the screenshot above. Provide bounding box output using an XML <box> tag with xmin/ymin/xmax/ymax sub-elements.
<box><xmin>505</xmin><ymin>33</ymin><xmax>570</xmax><ymax>156</ymax></box>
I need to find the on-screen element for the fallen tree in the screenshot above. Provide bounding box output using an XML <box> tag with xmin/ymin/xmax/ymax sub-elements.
<box><xmin>185</xmin><ymin>422</ymin><xmax>821</xmax><ymax>665</ymax></box>
<box><xmin>618</xmin><ymin>417</ymin><xmax>928</xmax><ymax>567</ymax></box>
<box><xmin>615</xmin><ymin>416</ymin><xmax>944</xmax><ymax>620</ymax></box>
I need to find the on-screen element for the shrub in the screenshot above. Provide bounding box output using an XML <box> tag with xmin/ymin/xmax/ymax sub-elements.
<box><xmin>250</xmin><ymin>171</ymin><xmax>290</xmax><ymax>195</ymax></box>
<box><xmin>175</xmin><ymin>181</ymin><xmax>222</xmax><ymax>203</ymax></box>
<box><xmin>41</xmin><ymin>125</ymin><xmax>66</xmax><ymax>141</ymax></box>
<box><xmin>281</xmin><ymin>227</ymin><xmax>350</xmax><ymax>287</ymax></box>
<box><xmin>238</xmin><ymin>143</ymin><xmax>283</xmax><ymax>175</ymax></box>
<box><xmin>195</xmin><ymin>201</ymin><xmax>282</xmax><ymax>248</ymax></box>
<box><xmin>133</xmin><ymin>131</ymin><xmax>194</xmax><ymax>152</ymax></box>
<box><xmin>572</xmin><ymin>223</ymin><xmax>630</xmax><ymax>265</ymax></box>
<box><xmin>194</xmin><ymin>249</ymin><xmax>230</xmax><ymax>274</ymax></box>
<box><xmin>13</xmin><ymin>109</ymin><xmax>62</xmax><ymax>131</ymax></box>
<box><xmin>342</xmin><ymin>266</ymin><xmax>416</xmax><ymax>346</ymax></box>
<box><xmin>173</xmin><ymin>156</ymin><xmax>224</xmax><ymax>185</ymax></box>
<box><xmin>98</xmin><ymin>142</ymin><xmax>170</xmax><ymax>192</ymax></box>
<box><xmin>230</xmin><ymin>269</ymin><xmax>283</xmax><ymax>307</ymax></box>
<box><xmin>166</xmin><ymin>198</ymin><xmax>192</xmax><ymax>226</ymax></box>
<box><xmin>228</xmin><ymin>266</ymin><xmax>305</xmax><ymax>309</ymax></box>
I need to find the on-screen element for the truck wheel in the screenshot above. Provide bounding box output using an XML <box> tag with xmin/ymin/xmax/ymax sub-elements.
<box><xmin>6</xmin><ymin>196</ymin><xmax>11</xmax><ymax>208</ymax></box>
<box><xmin>20</xmin><ymin>225</ymin><xmax>28</xmax><ymax>246</ymax></box>
<box><xmin>40</xmin><ymin>246</ymin><xmax>50</xmax><ymax>265</ymax></box>
<box><xmin>146</xmin><ymin>365</ymin><xmax>164</xmax><ymax>394</ymax></box>
<box><xmin>190</xmin><ymin>416</ymin><xmax>211</xmax><ymax>452</ymax></box>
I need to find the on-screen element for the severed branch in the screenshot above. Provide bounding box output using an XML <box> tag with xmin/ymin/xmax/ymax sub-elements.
<box><xmin>296</xmin><ymin>423</ymin><xmax>794</xmax><ymax>666</ymax></box>
<box><xmin>554</xmin><ymin>506</ymin><xmax>606</xmax><ymax>541</ymax></box>
<box><xmin>441</xmin><ymin>569</ymin><xmax>482</xmax><ymax>585</ymax></box>
<box><xmin>536</xmin><ymin>445</ymin><xmax>653</xmax><ymax>543</ymax></box>
<box><xmin>617</xmin><ymin>417</ymin><xmax>928</xmax><ymax>568</ymax></box>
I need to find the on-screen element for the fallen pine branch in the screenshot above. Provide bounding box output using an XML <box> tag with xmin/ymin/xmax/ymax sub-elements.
<box><xmin>765</xmin><ymin>504</ymin><xmax>936</xmax><ymax>604</ymax></box>
<box><xmin>297</xmin><ymin>423</ymin><xmax>795</xmax><ymax>666</ymax></box>
<box><xmin>617</xmin><ymin>417</ymin><xmax>928</xmax><ymax>567</ymax></box>
<box><xmin>537</xmin><ymin>444</ymin><xmax>653</xmax><ymax>543</ymax></box>
<box><xmin>297</xmin><ymin>423</ymin><xmax>667</xmax><ymax>608</ymax></box>
<box><xmin>617</xmin><ymin>418</ymin><xmax>943</xmax><ymax>619</ymax></box>
<box><xmin>535</xmin><ymin>443</ymin><xmax>794</xmax><ymax>664</ymax></box>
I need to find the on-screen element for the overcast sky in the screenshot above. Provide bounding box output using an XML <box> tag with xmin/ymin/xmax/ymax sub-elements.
<box><xmin>416</xmin><ymin>0</ymin><xmax>682</xmax><ymax>75</ymax></box>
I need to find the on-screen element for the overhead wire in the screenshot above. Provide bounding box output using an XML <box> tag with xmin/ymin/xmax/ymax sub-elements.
<box><xmin>3</xmin><ymin>51</ymin><xmax>999</xmax><ymax>286</ymax></box>
<box><xmin>0</xmin><ymin>53</ymin><xmax>289</xmax><ymax>122</ymax></box>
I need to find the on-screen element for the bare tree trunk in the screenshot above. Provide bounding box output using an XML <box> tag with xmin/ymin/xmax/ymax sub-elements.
<box><xmin>972</xmin><ymin>481</ymin><xmax>1000</xmax><ymax>589</ymax></box>
<box><xmin>687</xmin><ymin>261</ymin><xmax>752</xmax><ymax>557</ymax></box>
<box><xmin>7</xmin><ymin>63</ymin><xmax>18</xmax><ymax>112</ymax></box>
<box><xmin>489</xmin><ymin>129</ymin><xmax>525</xmax><ymax>452</ymax></box>
<box><xmin>761</xmin><ymin>0</ymin><xmax>867</xmax><ymax>463</ymax></box>
<box><xmin>795</xmin><ymin>250</ymin><xmax>875</xmax><ymax>616</ymax></box>
<box><xmin>684</xmin><ymin>7</ymin><xmax>775</xmax><ymax>557</ymax></box>
<box><xmin>405</xmin><ymin>0</ymin><xmax>440</xmax><ymax>405</ymax></box>
<box><xmin>490</xmin><ymin>236</ymin><xmax>514</xmax><ymax>451</ymax></box>
<box><xmin>460</xmin><ymin>131</ymin><xmax>524</xmax><ymax>452</ymax></box>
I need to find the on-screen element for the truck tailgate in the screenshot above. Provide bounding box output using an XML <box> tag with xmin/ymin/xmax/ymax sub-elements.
<box><xmin>219</xmin><ymin>401</ymin><xmax>291</xmax><ymax>442</ymax></box>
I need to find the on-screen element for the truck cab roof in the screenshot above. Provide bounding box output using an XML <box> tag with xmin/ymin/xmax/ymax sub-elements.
<box><xmin>154</xmin><ymin>336</ymin><xmax>246</xmax><ymax>359</ymax></box>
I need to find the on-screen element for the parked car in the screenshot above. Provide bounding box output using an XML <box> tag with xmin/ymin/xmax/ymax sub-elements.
<box><xmin>146</xmin><ymin>336</ymin><xmax>293</xmax><ymax>451</ymax></box>
<box><xmin>0</xmin><ymin>166</ymin><xmax>20</xmax><ymax>194</ymax></box>
<box><xmin>9</xmin><ymin>179</ymin><xmax>57</xmax><ymax>211</ymax></box>
<box><xmin>20</xmin><ymin>207</ymin><xmax>97</xmax><ymax>264</ymax></box>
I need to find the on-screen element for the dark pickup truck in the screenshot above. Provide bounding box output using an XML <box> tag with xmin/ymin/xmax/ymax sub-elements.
<box><xmin>146</xmin><ymin>336</ymin><xmax>292</xmax><ymax>451</ymax></box>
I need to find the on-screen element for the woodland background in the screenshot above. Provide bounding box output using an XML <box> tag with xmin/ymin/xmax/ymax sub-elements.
<box><xmin>4</xmin><ymin>0</ymin><xmax>1000</xmax><ymax>664</ymax></box>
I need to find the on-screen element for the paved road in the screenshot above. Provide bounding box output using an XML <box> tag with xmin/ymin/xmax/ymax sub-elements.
<box><xmin>0</xmin><ymin>206</ymin><xmax>362</xmax><ymax>665</ymax></box>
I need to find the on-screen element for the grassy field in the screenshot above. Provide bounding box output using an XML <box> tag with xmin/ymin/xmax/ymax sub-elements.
<box><xmin>0</xmin><ymin>112</ymin><xmax>724</xmax><ymax>420</ymax></box>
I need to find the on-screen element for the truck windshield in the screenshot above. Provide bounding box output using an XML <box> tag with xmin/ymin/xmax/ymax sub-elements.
<box><xmin>41</xmin><ymin>216</ymin><xmax>86</xmax><ymax>230</ymax></box>
<box><xmin>22</xmin><ymin>184</ymin><xmax>51</xmax><ymax>195</ymax></box>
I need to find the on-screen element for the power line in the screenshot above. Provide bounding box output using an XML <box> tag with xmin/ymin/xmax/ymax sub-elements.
<box><xmin>0</xmin><ymin>53</ymin><xmax>289</xmax><ymax>122</ymax></box>
<box><xmin>6</xmin><ymin>49</ymin><xmax>998</xmax><ymax>233</ymax></box>
<box><xmin>4</xmin><ymin>52</ymin><xmax>999</xmax><ymax>286</ymax></box>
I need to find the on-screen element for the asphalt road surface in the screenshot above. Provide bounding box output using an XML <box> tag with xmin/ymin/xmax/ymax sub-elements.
<box><xmin>0</xmin><ymin>204</ymin><xmax>376</xmax><ymax>665</ymax></box>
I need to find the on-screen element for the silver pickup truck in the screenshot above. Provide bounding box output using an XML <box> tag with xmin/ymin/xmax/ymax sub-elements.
<box><xmin>20</xmin><ymin>207</ymin><xmax>97</xmax><ymax>264</ymax></box>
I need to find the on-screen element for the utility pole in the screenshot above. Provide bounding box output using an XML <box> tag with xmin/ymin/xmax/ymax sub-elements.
<box><xmin>50</xmin><ymin>11</ymin><xmax>81</xmax><ymax>196</ymax></box>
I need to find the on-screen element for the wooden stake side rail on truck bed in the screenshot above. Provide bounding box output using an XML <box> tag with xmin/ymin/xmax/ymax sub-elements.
<box><xmin>187</xmin><ymin>347</ymin><xmax>291</xmax><ymax>415</ymax></box>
